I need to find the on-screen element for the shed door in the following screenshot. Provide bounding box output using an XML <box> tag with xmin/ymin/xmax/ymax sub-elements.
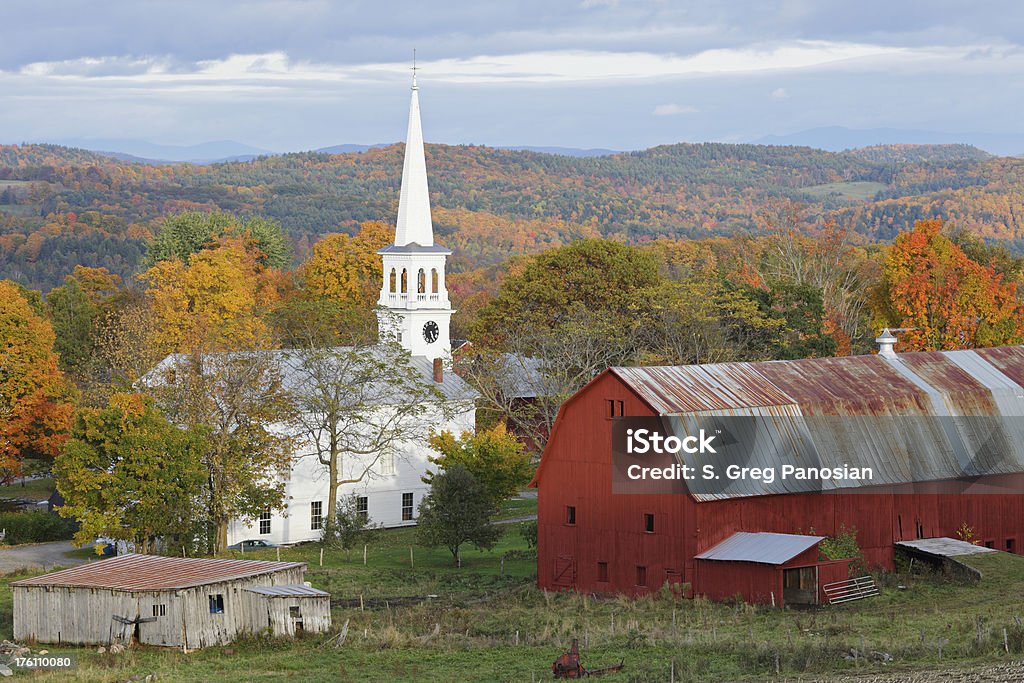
<box><xmin>552</xmin><ymin>555</ymin><xmax>576</xmax><ymax>587</ymax></box>
<box><xmin>783</xmin><ymin>566</ymin><xmax>818</xmax><ymax>605</ymax></box>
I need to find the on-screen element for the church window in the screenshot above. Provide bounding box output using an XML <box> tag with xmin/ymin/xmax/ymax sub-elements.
<box><xmin>431</xmin><ymin>268</ymin><xmax>438</xmax><ymax>293</ymax></box>
<box><xmin>389</xmin><ymin>268</ymin><xmax>397</xmax><ymax>293</ymax></box>
<box><xmin>417</xmin><ymin>268</ymin><xmax>426</xmax><ymax>293</ymax></box>
<box><xmin>378</xmin><ymin>451</ymin><xmax>395</xmax><ymax>476</ymax></box>
<box><xmin>259</xmin><ymin>510</ymin><xmax>271</xmax><ymax>534</ymax></box>
<box><xmin>356</xmin><ymin>496</ymin><xmax>368</xmax><ymax>520</ymax></box>
<box><xmin>400</xmin><ymin>269</ymin><xmax>408</xmax><ymax>293</ymax></box>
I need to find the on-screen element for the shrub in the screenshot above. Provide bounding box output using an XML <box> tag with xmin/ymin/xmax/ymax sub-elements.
<box><xmin>520</xmin><ymin>520</ymin><xmax>538</xmax><ymax>549</ymax></box>
<box><xmin>0</xmin><ymin>510</ymin><xmax>77</xmax><ymax>545</ymax></box>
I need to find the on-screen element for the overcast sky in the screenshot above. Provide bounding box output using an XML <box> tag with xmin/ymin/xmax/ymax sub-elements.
<box><xmin>2</xmin><ymin>1</ymin><xmax>1022</xmax><ymax>152</ymax></box>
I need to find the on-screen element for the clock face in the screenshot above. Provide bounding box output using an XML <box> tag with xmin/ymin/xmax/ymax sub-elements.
<box><xmin>422</xmin><ymin>320</ymin><xmax>439</xmax><ymax>344</ymax></box>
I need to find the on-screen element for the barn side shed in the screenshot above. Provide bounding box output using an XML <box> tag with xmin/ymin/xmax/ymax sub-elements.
<box><xmin>11</xmin><ymin>554</ymin><xmax>330</xmax><ymax>647</ymax></box>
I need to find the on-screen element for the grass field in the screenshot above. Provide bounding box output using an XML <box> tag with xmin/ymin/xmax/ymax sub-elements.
<box><xmin>0</xmin><ymin>477</ymin><xmax>55</xmax><ymax>502</ymax></box>
<box><xmin>800</xmin><ymin>181</ymin><xmax>888</xmax><ymax>201</ymax></box>
<box><xmin>5</xmin><ymin>511</ymin><xmax>1024</xmax><ymax>681</ymax></box>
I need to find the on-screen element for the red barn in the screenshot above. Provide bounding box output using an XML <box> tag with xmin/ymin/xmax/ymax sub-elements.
<box><xmin>531</xmin><ymin>345</ymin><xmax>1024</xmax><ymax>604</ymax></box>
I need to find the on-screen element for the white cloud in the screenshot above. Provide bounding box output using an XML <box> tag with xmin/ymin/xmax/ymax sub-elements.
<box><xmin>653</xmin><ymin>103</ymin><xmax>698</xmax><ymax>116</ymax></box>
<box><xmin>770</xmin><ymin>87</ymin><xmax>788</xmax><ymax>99</ymax></box>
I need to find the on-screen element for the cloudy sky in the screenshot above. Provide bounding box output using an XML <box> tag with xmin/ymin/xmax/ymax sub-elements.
<box><xmin>2</xmin><ymin>1</ymin><xmax>1023</xmax><ymax>153</ymax></box>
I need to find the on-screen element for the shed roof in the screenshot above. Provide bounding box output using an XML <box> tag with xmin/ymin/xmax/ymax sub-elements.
<box><xmin>10</xmin><ymin>554</ymin><xmax>305</xmax><ymax>591</ymax></box>
<box><xmin>896</xmin><ymin>537</ymin><xmax>998</xmax><ymax>558</ymax></box>
<box><xmin>694</xmin><ymin>532</ymin><xmax>824</xmax><ymax>565</ymax></box>
<box><xmin>245</xmin><ymin>584</ymin><xmax>330</xmax><ymax>597</ymax></box>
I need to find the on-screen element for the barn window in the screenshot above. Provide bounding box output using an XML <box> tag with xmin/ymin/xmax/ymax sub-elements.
<box><xmin>402</xmin><ymin>493</ymin><xmax>414</xmax><ymax>521</ymax></box>
<box><xmin>209</xmin><ymin>595</ymin><xmax>224</xmax><ymax>614</ymax></box>
<box><xmin>1008</xmin><ymin>538</ymin><xmax>1016</xmax><ymax>554</ymax></box>
<box><xmin>985</xmin><ymin>539</ymin><xmax>995</xmax><ymax>549</ymax></box>
<box><xmin>289</xmin><ymin>606</ymin><xmax>300</xmax><ymax>618</ymax></box>
<box><xmin>356</xmin><ymin>496</ymin><xmax>368</xmax><ymax>521</ymax></box>
<box><xmin>310</xmin><ymin>501</ymin><xmax>323</xmax><ymax>530</ymax></box>
<box><xmin>605</xmin><ymin>400</ymin><xmax>624</xmax><ymax>418</ymax></box>
<box><xmin>565</xmin><ymin>505</ymin><xmax>576</xmax><ymax>525</ymax></box>
<box><xmin>597</xmin><ymin>562</ymin><xmax>608</xmax><ymax>582</ymax></box>
<box><xmin>152</xmin><ymin>604</ymin><xmax>166</xmax><ymax>617</ymax></box>
<box><xmin>259</xmin><ymin>510</ymin><xmax>272</xmax><ymax>535</ymax></box>
<box><xmin>635</xmin><ymin>566</ymin><xmax>647</xmax><ymax>587</ymax></box>
<box><xmin>644</xmin><ymin>513</ymin><xmax>655</xmax><ymax>533</ymax></box>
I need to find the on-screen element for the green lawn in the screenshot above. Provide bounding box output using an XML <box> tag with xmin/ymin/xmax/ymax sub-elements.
<box><xmin>799</xmin><ymin>181</ymin><xmax>888</xmax><ymax>201</ymax></box>
<box><xmin>0</xmin><ymin>477</ymin><xmax>55</xmax><ymax>502</ymax></box>
<box><xmin>7</xmin><ymin>513</ymin><xmax>1024</xmax><ymax>681</ymax></box>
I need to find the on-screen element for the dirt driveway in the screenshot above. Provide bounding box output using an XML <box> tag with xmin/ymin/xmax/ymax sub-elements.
<box><xmin>0</xmin><ymin>541</ymin><xmax>86</xmax><ymax>574</ymax></box>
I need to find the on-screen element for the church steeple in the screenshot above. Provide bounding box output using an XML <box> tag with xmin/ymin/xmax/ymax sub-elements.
<box><xmin>394</xmin><ymin>72</ymin><xmax>434</xmax><ymax>247</ymax></box>
<box><xmin>377</xmin><ymin>69</ymin><xmax>453</xmax><ymax>362</ymax></box>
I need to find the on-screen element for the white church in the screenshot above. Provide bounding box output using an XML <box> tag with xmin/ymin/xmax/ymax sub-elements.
<box><xmin>153</xmin><ymin>75</ymin><xmax>477</xmax><ymax>547</ymax></box>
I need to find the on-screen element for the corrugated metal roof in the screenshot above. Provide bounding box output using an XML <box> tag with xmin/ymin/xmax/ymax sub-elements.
<box><xmin>694</xmin><ymin>532</ymin><xmax>824</xmax><ymax>564</ymax></box>
<box><xmin>610</xmin><ymin>345</ymin><xmax>1024</xmax><ymax>500</ymax></box>
<box><xmin>896</xmin><ymin>537</ymin><xmax>998</xmax><ymax>558</ymax></box>
<box><xmin>10</xmin><ymin>554</ymin><xmax>305</xmax><ymax>591</ymax></box>
<box><xmin>245</xmin><ymin>584</ymin><xmax>329</xmax><ymax>597</ymax></box>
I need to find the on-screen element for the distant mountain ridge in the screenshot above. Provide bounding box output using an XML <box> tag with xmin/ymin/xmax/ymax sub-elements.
<box><xmin>2</xmin><ymin>140</ymin><xmax>1023</xmax><ymax>292</ymax></box>
<box><xmin>752</xmin><ymin>126</ymin><xmax>1024</xmax><ymax>156</ymax></box>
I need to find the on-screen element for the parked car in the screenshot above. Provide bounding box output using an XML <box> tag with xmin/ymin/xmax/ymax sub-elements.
<box><xmin>227</xmin><ymin>539</ymin><xmax>277</xmax><ymax>551</ymax></box>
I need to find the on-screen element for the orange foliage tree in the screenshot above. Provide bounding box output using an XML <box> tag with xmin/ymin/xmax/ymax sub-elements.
<box><xmin>0</xmin><ymin>280</ymin><xmax>74</xmax><ymax>480</ymax></box>
<box><xmin>874</xmin><ymin>220</ymin><xmax>1024</xmax><ymax>351</ymax></box>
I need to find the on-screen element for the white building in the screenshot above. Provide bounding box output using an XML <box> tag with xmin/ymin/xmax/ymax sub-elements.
<box><xmin>152</xmin><ymin>74</ymin><xmax>476</xmax><ymax>546</ymax></box>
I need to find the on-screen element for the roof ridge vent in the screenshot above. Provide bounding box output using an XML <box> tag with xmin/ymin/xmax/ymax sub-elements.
<box><xmin>875</xmin><ymin>328</ymin><xmax>915</xmax><ymax>358</ymax></box>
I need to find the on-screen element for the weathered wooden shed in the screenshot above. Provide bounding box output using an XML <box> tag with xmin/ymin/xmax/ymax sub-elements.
<box><xmin>11</xmin><ymin>554</ymin><xmax>331</xmax><ymax>647</ymax></box>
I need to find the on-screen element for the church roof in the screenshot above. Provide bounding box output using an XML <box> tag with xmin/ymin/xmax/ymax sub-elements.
<box><xmin>393</xmin><ymin>75</ymin><xmax>435</xmax><ymax>248</ymax></box>
<box><xmin>147</xmin><ymin>346</ymin><xmax>478</xmax><ymax>405</ymax></box>
<box><xmin>377</xmin><ymin>242</ymin><xmax>451</xmax><ymax>255</ymax></box>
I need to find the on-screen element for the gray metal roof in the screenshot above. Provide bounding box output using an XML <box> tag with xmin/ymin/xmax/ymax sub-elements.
<box><xmin>245</xmin><ymin>584</ymin><xmax>330</xmax><ymax>597</ymax></box>
<box><xmin>377</xmin><ymin>243</ymin><xmax>452</xmax><ymax>255</ymax></box>
<box><xmin>694</xmin><ymin>532</ymin><xmax>824</xmax><ymax>564</ymax></box>
<box><xmin>609</xmin><ymin>346</ymin><xmax>1024</xmax><ymax>500</ymax></box>
<box><xmin>147</xmin><ymin>346</ymin><xmax>478</xmax><ymax>405</ymax></box>
<box><xmin>896</xmin><ymin>538</ymin><xmax>998</xmax><ymax>558</ymax></box>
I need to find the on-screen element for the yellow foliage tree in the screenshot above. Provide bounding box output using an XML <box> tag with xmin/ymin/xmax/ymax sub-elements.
<box><xmin>300</xmin><ymin>221</ymin><xmax>391</xmax><ymax>308</ymax></box>
<box><xmin>140</xmin><ymin>238</ymin><xmax>284</xmax><ymax>355</ymax></box>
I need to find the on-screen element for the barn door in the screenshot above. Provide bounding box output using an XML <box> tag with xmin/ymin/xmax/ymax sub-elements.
<box><xmin>552</xmin><ymin>555</ymin><xmax>576</xmax><ymax>587</ymax></box>
<box><xmin>783</xmin><ymin>566</ymin><xmax>818</xmax><ymax>605</ymax></box>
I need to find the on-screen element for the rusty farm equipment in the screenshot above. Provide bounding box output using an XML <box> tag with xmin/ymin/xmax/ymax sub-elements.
<box><xmin>552</xmin><ymin>639</ymin><xmax>624</xmax><ymax>679</ymax></box>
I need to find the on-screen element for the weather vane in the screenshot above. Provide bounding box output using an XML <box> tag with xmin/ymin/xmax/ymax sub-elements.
<box><xmin>412</xmin><ymin>48</ymin><xmax>418</xmax><ymax>87</ymax></box>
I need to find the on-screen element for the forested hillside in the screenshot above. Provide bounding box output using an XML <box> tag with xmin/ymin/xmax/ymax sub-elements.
<box><xmin>1</xmin><ymin>141</ymin><xmax>1022</xmax><ymax>290</ymax></box>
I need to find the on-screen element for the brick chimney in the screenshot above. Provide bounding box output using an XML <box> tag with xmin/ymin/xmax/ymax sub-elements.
<box><xmin>432</xmin><ymin>357</ymin><xmax>443</xmax><ymax>383</ymax></box>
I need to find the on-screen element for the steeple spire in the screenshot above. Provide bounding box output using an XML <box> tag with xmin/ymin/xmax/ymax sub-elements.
<box><xmin>394</xmin><ymin>60</ymin><xmax>433</xmax><ymax>247</ymax></box>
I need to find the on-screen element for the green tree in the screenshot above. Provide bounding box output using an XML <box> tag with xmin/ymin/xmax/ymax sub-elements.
<box><xmin>145</xmin><ymin>211</ymin><xmax>292</xmax><ymax>270</ymax></box>
<box><xmin>417</xmin><ymin>465</ymin><xmax>502</xmax><ymax>566</ymax></box>
<box><xmin>426</xmin><ymin>423</ymin><xmax>532</xmax><ymax>509</ymax></box>
<box><xmin>46</xmin><ymin>278</ymin><xmax>97</xmax><ymax>376</ymax></box>
<box><xmin>53</xmin><ymin>393</ymin><xmax>205</xmax><ymax>554</ymax></box>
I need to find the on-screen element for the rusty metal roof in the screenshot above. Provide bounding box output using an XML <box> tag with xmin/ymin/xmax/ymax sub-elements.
<box><xmin>10</xmin><ymin>554</ymin><xmax>305</xmax><ymax>592</ymax></box>
<box><xmin>610</xmin><ymin>345</ymin><xmax>1024</xmax><ymax>500</ymax></box>
<box><xmin>694</xmin><ymin>532</ymin><xmax>824</xmax><ymax>564</ymax></box>
<box><xmin>245</xmin><ymin>584</ymin><xmax>329</xmax><ymax>597</ymax></box>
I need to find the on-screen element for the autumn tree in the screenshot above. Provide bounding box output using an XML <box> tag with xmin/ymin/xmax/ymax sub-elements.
<box><xmin>140</xmin><ymin>239</ymin><xmax>286</xmax><ymax>355</ymax></box>
<box><xmin>300</xmin><ymin>221</ymin><xmax>392</xmax><ymax>310</ymax></box>
<box><xmin>426</xmin><ymin>423</ymin><xmax>532</xmax><ymax>510</ymax></box>
<box><xmin>54</xmin><ymin>393</ymin><xmax>205</xmax><ymax>554</ymax></box>
<box><xmin>0</xmin><ymin>281</ymin><xmax>74</xmax><ymax>481</ymax></box>
<box><xmin>146</xmin><ymin>348</ymin><xmax>297</xmax><ymax>554</ymax></box>
<box><xmin>874</xmin><ymin>220</ymin><xmax>1024</xmax><ymax>351</ymax></box>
